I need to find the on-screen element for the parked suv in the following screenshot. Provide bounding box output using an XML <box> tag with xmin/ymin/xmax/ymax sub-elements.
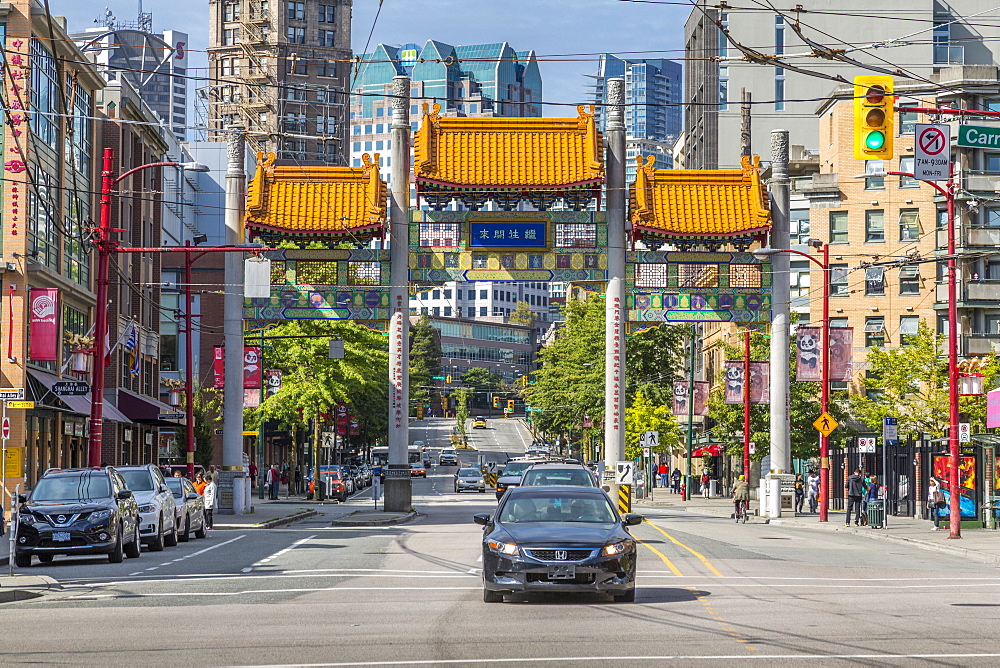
<box><xmin>116</xmin><ymin>465</ymin><xmax>178</xmax><ymax>551</ymax></box>
<box><xmin>14</xmin><ymin>467</ymin><xmax>142</xmax><ymax>566</ymax></box>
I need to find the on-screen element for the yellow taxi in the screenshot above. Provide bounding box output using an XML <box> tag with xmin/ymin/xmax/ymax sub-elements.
<box><xmin>473</xmin><ymin>416</ymin><xmax>488</xmax><ymax>429</ymax></box>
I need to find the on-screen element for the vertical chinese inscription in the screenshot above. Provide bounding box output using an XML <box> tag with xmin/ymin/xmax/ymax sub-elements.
<box><xmin>5</xmin><ymin>38</ymin><xmax>30</xmax><ymax>238</ymax></box>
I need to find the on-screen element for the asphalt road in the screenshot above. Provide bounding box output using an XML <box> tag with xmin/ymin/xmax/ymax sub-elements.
<box><xmin>5</xmin><ymin>418</ymin><xmax>1000</xmax><ymax>666</ymax></box>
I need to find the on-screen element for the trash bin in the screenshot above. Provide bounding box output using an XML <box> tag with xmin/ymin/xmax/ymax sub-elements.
<box><xmin>709</xmin><ymin>479</ymin><xmax>719</xmax><ymax>498</ymax></box>
<box><xmin>866</xmin><ymin>499</ymin><xmax>886</xmax><ymax>529</ymax></box>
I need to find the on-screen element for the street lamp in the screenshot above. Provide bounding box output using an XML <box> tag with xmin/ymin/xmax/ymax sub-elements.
<box><xmin>88</xmin><ymin>148</ymin><xmax>209</xmax><ymax>467</ymax></box>
<box><xmin>754</xmin><ymin>239</ymin><xmax>832</xmax><ymax>521</ymax></box>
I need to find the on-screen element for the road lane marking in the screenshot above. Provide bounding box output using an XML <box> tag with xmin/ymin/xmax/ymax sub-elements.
<box><xmin>63</xmin><ymin>586</ymin><xmax>483</xmax><ymax>600</ymax></box>
<box><xmin>239</xmin><ymin>653</ymin><xmax>1000</xmax><ymax>666</ymax></box>
<box><xmin>634</xmin><ymin>536</ymin><xmax>682</xmax><ymax>577</ymax></box>
<box><xmin>251</xmin><ymin>534</ymin><xmax>318</xmax><ymax>568</ymax></box>
<box><xmin>643</xmin><ymin>519</ymin><xmax>723</xmax><ymax>577</ymax></box>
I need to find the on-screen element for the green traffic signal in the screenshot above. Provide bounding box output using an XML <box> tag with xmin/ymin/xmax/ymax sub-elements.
<box><xmin>865</xmin><ymin>130</ymin><xmax>886</xmax><ymax>150</ymax></box>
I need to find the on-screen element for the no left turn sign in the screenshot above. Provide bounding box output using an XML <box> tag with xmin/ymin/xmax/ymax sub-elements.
<box><xmin>914</xmin><ymin>123</ymin><xmax>951</xmax><ymax>181</ymax></box>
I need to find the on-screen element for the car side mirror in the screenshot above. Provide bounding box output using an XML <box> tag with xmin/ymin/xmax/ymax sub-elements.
<box><xmin>17</xmin><ymin>493</ymin><xmax>26</xmax><ymax>503</ymax></box>
<box><xmin>473</xmin><ymin>513</ymin><xmax>490</xmax><ymax>526</ymax></box>
<box><xmin>623</xmin><ymin>514</ymin><xmax>644</xmax><ymax>526</ymax></box>
<box><xmin>187</xmin><ymin>493</ymin><xmax>199</xmax><ymax>500</ymax></box>
<box><xmin>117</xmin><ymin>490</ymin><xmax>133</xmax><ymax>500</ymax></box>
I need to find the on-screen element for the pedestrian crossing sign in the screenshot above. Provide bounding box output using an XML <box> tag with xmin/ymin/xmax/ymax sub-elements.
<box><xmin>813</xmin><ymin>412</ymin><xmax>838</xmax><ymax>437</ymax></box>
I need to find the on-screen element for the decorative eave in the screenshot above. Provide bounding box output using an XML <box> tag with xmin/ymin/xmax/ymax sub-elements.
<box><xmin>413</xmin><ymin>103</ymin><xmax>604</xmax><ymax>191</ymax></box>
<box><xmin>245</xmin><ymin>152</ymin><xmax>388</xmax><ymax>237</ymax></box>
<box><xmin>629</xmin><ymin>155</ymin><xmax>771</xmax><ymax>246</ymax></box>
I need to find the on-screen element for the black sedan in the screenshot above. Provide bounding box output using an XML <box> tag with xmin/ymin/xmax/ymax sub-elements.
<box><xmin>474</xmin><ymin>486</ymin><xmax>641</xmax><ymax>603</ymax></box>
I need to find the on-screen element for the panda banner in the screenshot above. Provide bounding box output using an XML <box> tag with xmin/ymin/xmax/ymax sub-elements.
<box><xmin>828</xmin><ymin>327</ymin><xmax>854</xmax><ymax>382</ymax></box>
<box><xmin>724</xmin><ymin>362</ymin><xmax>770</xmax><ymax>405</ymax></box>
<box><xmin>796</xmin><ymin>327</ymin><xmax>822</xmax><ymax>381</ymax></box>
<box><xmin>673</xmin><ymin>381</ymin><xmax>710</xmax><ymax>416</ymax></box>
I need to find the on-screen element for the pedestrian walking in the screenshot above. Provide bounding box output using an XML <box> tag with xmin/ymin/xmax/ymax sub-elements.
<box><xmin>807</xmin><ymin>470</ymin><xmax>819</xmax><ymax>513</ymax></box>
<box><xmin>845</xmin><ymin>468</ymin><xmax>865</xmax><ymax>526</ymax></box>
<box><xmin>927</xmin><ymin>477</ymin><xmax>945</xmax><ymax>530</ymax></box>
<box><xmin>194</xmin><ymin>473</ymin><xmax>207</xmax><ymax>496</ymax></box>
<box><xmin>658</xmin><ymin>463</ymin><xmax>669</xmax><ymax>488</ymax></box>
<box><xmin>862</xmin><ymin>474</ymin><xmax>880</xmax><ymax>527</ymax></box>
<box><xmin>701</xmin><ymin>471</ymin><xmax>711</xmax><ymax>498</ymax></box>
<box><xmin>794</xmin><ymin>473</ymin><xmax>805</xmax><ymax>513</ymax></box>
<box><xmin>671</xmin><ymin>468</ymin><xmax>682</xmax><ymax>494</ymax></box>
<box><xmin>267</xmin><ymin>464</ymin><xmax>280</xmax><ymax>500</ymax></box>
<box><xmin>203</xmin><ymin>473</ymin><xmax>216</xmax><ymax>530</ymax></box>
<box><xmin>294</xmin><ymin>468</ymin><xmax>302</xmax><ymax>495</ymax></box>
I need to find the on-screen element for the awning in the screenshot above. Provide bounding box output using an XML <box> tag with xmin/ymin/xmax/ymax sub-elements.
<box><xmin>117</xmin><ymin>388</ymin><xmax>184</xmax><ymax>425</ymax></box>
<box><xmin>28</xmin><ymin>370</ymin><xmax>132</xmax><ymax>423</ymax></box>
<box><xmin>691</xmin><ymin>444</ymin><xmax>722</xmax><ymax>457</ymax></box>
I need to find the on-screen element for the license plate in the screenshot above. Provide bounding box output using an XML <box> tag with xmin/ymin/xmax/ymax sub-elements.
<box><xmin>548</xmin><ymin>564</ymin><xmax>575</xmax><ymax>580</ymax></box>
<box><xmin>52</xmin><ymin>532</ymin><xmax>71</xmax><ymax>542</ymax></box>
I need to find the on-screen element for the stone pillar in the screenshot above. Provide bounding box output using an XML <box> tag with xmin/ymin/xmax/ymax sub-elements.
<box><xmin>604</xmin><ymin>77</ymin><xmax>626</xmax><ymax>488</ymax></box>
<box><xmin>768</xmin><ymin>129</ymin><xmax>791</xmax><ymax>476</ymax></box>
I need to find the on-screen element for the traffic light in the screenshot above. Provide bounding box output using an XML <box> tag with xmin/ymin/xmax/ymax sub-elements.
<box><xmin>854</xmin><ymin>75</ymin><xmax>894</xmax><ymax>160</ymax></box>
<box><xmin>507</xmin><ymin>399</ymin><xmax>515</xmax><ymax>412</ymax></box>
<box><xmin>441</xmin><ymin>396</ymin><xmax>448</xmax><ymax>411</ymax></box>
<box><xmin>492</xmin><ymin>396</ymin><xmax>499</xmax><ymax>408</ymax></box>
<box><xmin>446</xmin><ymin>375</ymin><xmax>452</xmax><ymax>383</ymax></box>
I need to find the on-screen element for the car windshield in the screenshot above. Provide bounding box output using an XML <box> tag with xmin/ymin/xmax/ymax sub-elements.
<box><xmin>411</xmin><ymin>463</ymin><xmax>423</xmax><ymax>468</ymax></box>
<box><xmin>458</xmin><ymin>468</ymin><xmax>480</xmax><ymax>476</ymax></box>
<box><xmin>500</xmin><ymin>461</ymin><xmax>534</xmax><ymax>477</ymax></box>
<box><xmin>521</xmin><ymin>469</ymin><xmax>596</xmax><ymax>487</ymax></box>
<box><xmin>442</xmin><ymin>450</ymin><xmax>456</xmax><ymax>455</ymax></box>
<box><xmin>30</xmin><ymin>474</ymin><xmax>111</xmax><ymax>502</ymax></box>
<box><xmin>164</xmin><ymin>479</ymin><xmax>186</xmax><ymax>498</ymax></box>
<box><xmin>497</xmin><ymin>494</ymin><xmax>616</xmax><ymax>524</ymax></box>
<box><xmin>119</xmin><ymin>469</ymin><xmax>155</xmax><ymax>492</ymax></box>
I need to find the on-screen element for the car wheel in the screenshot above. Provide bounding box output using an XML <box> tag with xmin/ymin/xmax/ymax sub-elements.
<box><xmin>14</xmin><ymin>554</ymin><xmax>31</xmax><ymax>568</ymax></box>
<box><xmin>179</xmin><ymin>515</ymin><xmax>191</xmax><ymax>542</ymax></box>
<box><xmin>148</xmin><ymin>517</ymin><xmax>165</xmax><ymax>552</ymax></box>
<box><xmin>194</xmin><ymin>516</ymin><xmax>207</xmax><ymax>539</ymax></box>
<box><xmin>164</xmin><ymin>519</ymin><xmax>178</xmax><ymax>547</ymax></box>
<box><xmin>484</xmin><ymin>588</ymin><xmax>504</xmax><ymax>603</ymax></box>
<box><xmin>613</xmin><ymin>589</ymin><xmax>636</xmax><ymax>603</ymax></box>
<box><xmin>38</xmin><ymin>554</ymin><xmax>54</xmax><ymax>564</ymax></box>
<box><xmin>108</xmin><ymin>526</ymin><xmax>125</xmax><ymax>563</ymax></box>
<box><xmin>124</xmin><ymin>524</ymin><xmax>141</xmax><ymax>559</ymax></box>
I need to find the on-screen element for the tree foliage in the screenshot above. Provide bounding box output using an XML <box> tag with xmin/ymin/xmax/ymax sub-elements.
<box><xmin>624</xmin><ymin>389</ymin><xmax>680</xmax><ymax>460</ymax></box>
<box><xmin>508</xmin><ymin>301</ymin><xmax>536</xmax><ymax>328</ymax></box>
<box><xmin>409</xmin><ymin>315</ymin><xmax>441</xmax><ymax>413</ymax></box>
<box><xmin>625</xmin><ymin>324</ymin><xmax>686</xmax><ymax>405</ymax></box>
<box><xmin>174</xmin><ymin>386</ymin><xmax>222</xmax><ymax>469</ymax></box>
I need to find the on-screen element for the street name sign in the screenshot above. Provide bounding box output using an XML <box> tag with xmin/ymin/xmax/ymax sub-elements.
<box><xmin>158</xmin><ymin>413</ymin><xmax>185</xmax><ymax>420</ymax></box>
<box><xmin>616</xmin><ymin>461</ymin><xmax>634</xmax><ymax>485</ymax></box>
<box><xmin>957</xmin><ymin>125</ymin><xmax>1000</xmax><ymax>148</ymax></box>
<box><xmin>52</xmin><ymin>381</ymin><xmax>90</xmax><ymax>396</ymax></box>
<box><xmin>813</xmin><ymin>412</ymin><xmax>838</xmax><ymax>437</ymax></box>
<box><xmin>914</xmin><ymin>123</ymin><xmax>951</xmax><ymax>181</ymax></box>
<box><xmin>0</xmin><ymin>388</ymin><xmax>24</xmax><ymax>400</ymax></box>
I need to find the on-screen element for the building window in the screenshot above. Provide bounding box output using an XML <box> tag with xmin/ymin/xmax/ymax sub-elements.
<box><xmin>865</xmin><ymin>209</ymin><xmax>884</xmax><ymax>242</ymax></box>
<box><xmin>898</xmin><ymin>209</ymin><xmax>921</xmax><ymax>241</ymax></box>
<box><xmin>718</xmin><ymin>65</ymin><xmax>729</xmax><ymax>112</ymax></box>
<box><xmin>479</xmin><ymin>289</ymin><xmax>487</xmax><ymax>299</ymax></box>
<box><xmin>223</xmin><ymin>28</ymin><xmax>240</xmax><ymax>45</ymax></box>
<box><xmin>286</xmin><ymin>27</ymin><xmax>305</xmax><ymax>44</ymax></box>
<box><xmin>864</xmin><ymin>160</ymin><xmax>884</xmax><ymax>189</ymax></box>
<box><xmin>774</xmin><ymin>67</ymin><xmax>785</xmax><ymax>112</ymax></box>
<box><xmin>830</xmin><ymin>263</ymin><xmax>849</xmax><ymax>297</ymax></box>
<box><xmin>479</xmin><ymin>307</ymin><xmax>487</xmax><ymax>316</ymax></box>
<box><xmin>319</xmin><ymin>30</ymin><xmax>336</xmax><ymax>47</ymax></box>
<box><xmin>444</xmin><ymin>306</ymin><xmax>452</xmax><ymax>317</ymax></box>
<box><xmin>287</xmin><ymin>1</ymin><xmax>304</xmax><ymax>20</ymax></box>
<box><xmin>790</xmin><ymin>208</ymin><xmax>810</xmax><ymax>244</ymax></box>
<box><xmin>774</xmin><ymin>15</ymin><xmax>785</xmax><ymax>55</ymax></box>
<box><xmin>865</xmin><ymin>317</ymin><xmax>886</xmax><ymax>348</ymax></box>
<box><xmin>443</xmin><ymin>289</ymin><xmax>452</xmax><ymax>299</ymax></box>
<box><xmin>864</xmin><ymin>266</ymin><xmax>885</xmax><ymax>295</ymax></box>
<box><xmin>898</xmin><ymin>156</ymin><xmax>918</xmax><ymax>187</ymax></box>
<box><xmin>899</xmin><ymin>265</ymin><xmax>921</xmax><ymax>294</ymax></box>
<box><xmin>718</xmin><ymin>12</ymin><xmax>729</xmax><ymax>58</ymax></box>
<box><xmin>899</xmin><ymin>105</ymin><xmax>918</xmax><ymax>134</ymax></box>
<box><xmin>223</xmin><ymin>1</ymin><xmax>241</xmax><ymax>21</ymax></box>
<box><xmin>829</xmin><ymin>211</ymin><xmax>848</xmax><ymax>244</ymax></box>
<box><xmin>318</xmin><ymin>4</ymin><xmax>335</xmax><ymax>22</ymax></box>
<box><xmin>899</xmin><ymin>316</ymin><xmax>920</xmax><ymax>345</ymax></box>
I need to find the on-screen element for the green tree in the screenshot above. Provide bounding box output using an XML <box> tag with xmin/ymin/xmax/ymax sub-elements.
<box><xmin>174</xmin><ymin>386</ymin><xmax>222</xmax><ymax>469</ymax></box>
<box><xmin>508</xmin><ymin>301</ymin><xmax>536</xmax><ymax>328</ymax></box>
<box><xmin>625</xmin><ymin>324</ymin><xmax>686</xmax><ymax>405</ymax></box>
<box><xmin>409</xmin><ymin>315</ymin><xmax>441</xmax><ymax>415</ymax></box>
<box><xmin>462</xmin><ymin>367</ymin><xmax>503</xmax><ymax>409</ymax></box>
<box><xmin>454</xmin><ymin>387</ymin><xmax>473</xmax><ymax>437</ymax></box>
<box><xmin>624</xmin><ymin>389</ymin><xmax>680</xmax><ymax>460</ymax></box>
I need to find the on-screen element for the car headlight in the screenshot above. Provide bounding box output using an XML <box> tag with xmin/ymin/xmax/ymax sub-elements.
<box><xmin>90</xmin><ymin>509</ymin><xmax>113</xmax><ymax>521</ymax></box>
<box><xmin>603</xmin><ymin>539</ymin><xmax>633</xmax><ymax>556</ymax></box>
<box><xmin>487</xmin><ymin>539</ymin><xmax>519</xmax><ymax>556</ymax></box>
<box><xmin>138</xmin><ymin>504</ymin><xmax>156</xmax><ymax>514</ymax></box>
<box><xmin>18</xmin><ymin>513</ymin><xmax>35</xmax><ymax>525</ymax></box>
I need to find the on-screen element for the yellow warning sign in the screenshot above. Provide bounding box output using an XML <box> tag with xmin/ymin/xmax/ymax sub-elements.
<box><xmin>4</xmin><ymin>446</ymin><xmax>24</xmax><ymax>477</ymax></box>
<box><xmin>813</xmin><ymin>412</ymin><xmax>839</xmax><ymax>437</ymax></box>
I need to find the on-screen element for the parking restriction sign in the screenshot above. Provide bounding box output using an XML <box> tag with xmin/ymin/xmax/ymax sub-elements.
<box><xmin>914</xmin><ymin>123</ymin><xmax>951</xmax><ymax>181</ymax></box>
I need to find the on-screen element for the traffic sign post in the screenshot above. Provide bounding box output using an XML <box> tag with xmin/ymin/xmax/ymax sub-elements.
<box><xmin>959</xmin><ymin>423</ymin><xmax>971</xmax><ymax>443</ymax></box>
<box><xmin>914</xmin><ymin>123</ymin><xmax>951</xmax><ymax>181</ymax></box>
<box><xmin>858</xmin><ymin>437</ymin><xmax>876</xmax><ymax>454</ymax></box>
<box><xmin>813</xmin><ymin>412</ymin><xmax>838</xmax><ymax>437</ymax></box>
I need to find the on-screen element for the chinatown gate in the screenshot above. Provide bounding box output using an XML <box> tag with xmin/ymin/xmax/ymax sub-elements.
<box><xmin>242</xmin><ymin>77</ymin><xmax>772</xmax><ymax>511</ymax></box>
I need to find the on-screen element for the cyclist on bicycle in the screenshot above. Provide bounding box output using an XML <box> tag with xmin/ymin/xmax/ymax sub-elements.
<box><xmin>732</xmin><ymin>474</ymin><xmax>750</xmax><ymax>519</ymax></box>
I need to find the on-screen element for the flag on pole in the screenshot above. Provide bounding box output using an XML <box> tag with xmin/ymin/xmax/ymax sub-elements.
<box><xmin>123</xmin><ymin>322</ymin><xmax>140</xmax><ymax>378</ymax></box>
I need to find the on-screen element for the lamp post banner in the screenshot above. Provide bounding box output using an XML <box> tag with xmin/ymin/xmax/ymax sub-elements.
<box><xmin>213</xmin><ymin>346</ymin><xmax>225</xmax><ymax>388</ymax></box>
<box><xmin>795</xmin><ymin>326</ymin><xmax>822</xmax><ymax>381</ymax></box>
<box><xmin>724</xmin><ymin>362</ymin><xmax>769</xmax><ymax>405</ymax></box>
<box><xmin>828</xmin><ymin>327</ymin><xmax>854</xmax><ymax>382</ymax></box>
<box><xmin>243</xmin><ymin>346</ymin><xmax>261</xmax><ymax>389</ymax></box>
<box><xmin>28</xmin><ymin>288</ymin><xmax>59</xmax><ymax>361</ymax></box>
<box><xmin>987</xmin><ymin>388</ymin><xmax>1000</xmax><ymax>428</ymax></box>
<box><xmin>265</xmin><ymin>369</ymin><xmax>283</xmax><ymax>396</ymax></box>
<box><xmin>673</xmin><ymin>381</ymin><xmax>709</xmax><ymax>416</ymax></box>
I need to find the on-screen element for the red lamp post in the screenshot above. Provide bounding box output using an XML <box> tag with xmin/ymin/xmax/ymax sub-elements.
<box><xmin>755</xmin><ymin>241</ymin><xmax>831</xmax><ymax>520</ymax></box>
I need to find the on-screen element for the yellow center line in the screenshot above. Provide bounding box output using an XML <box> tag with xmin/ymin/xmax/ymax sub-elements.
<box><xmin>644</xmin><ymin>519</ymin><xmax>724</xmax><ymax>577</ymax></box>
<box><xmin>634</xmin><ymin>536</ymin><xmax>683</xmax><ymax>576</ymax></box>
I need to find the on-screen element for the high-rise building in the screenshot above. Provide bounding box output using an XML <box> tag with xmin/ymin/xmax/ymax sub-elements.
<box><xmin>682</xmin><ymin>0</ymin><xmax>1000</xmax><ymax>169</ymax></box>
<box><xmin>207</xmin><ymin>0</ymin><xmax>351</xmax><ymax>164</ymax></box>
<box><xmin>589</xmin><ymin>54</ymin><xmax>681</xmax><ymax>145</ymax></box>
<box><xmin>71</xmin><ymin>10</ymin><xmax>190</xmax><ymax>141</ymax></box>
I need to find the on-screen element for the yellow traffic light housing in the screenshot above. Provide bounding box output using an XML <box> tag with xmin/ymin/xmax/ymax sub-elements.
<box><xmin>446</xmin><ymin>375</ymin><xmax>452</xmax><ymax>383</ymax></box>
<box><xmin>492</xmin><ymin>396</ymin><xmax>499</xmax><ymax>408</ymax></box>
<box><xmin>507</xmin><ymin>399</ymin><xmax>515</xmax><ymax>412</ymax></box>
<box><xmin>854</xmin><ymin>75</ymin><xmax>894</xmax><ymax>160</ymax></box>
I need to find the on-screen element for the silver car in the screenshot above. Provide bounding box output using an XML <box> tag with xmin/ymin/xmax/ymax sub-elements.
<box><xmin>454</xmin><ymin>467</ymin><xmax>486</xmax><ymax>493</ymax></box>
<box><xmin>117</xmin><ymin>465</ymin><xmax>178</xmax><ymax>551</ymax></box>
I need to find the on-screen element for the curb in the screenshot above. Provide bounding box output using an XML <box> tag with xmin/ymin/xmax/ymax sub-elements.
<box><xmin>331</xmin><ymin>510</ymin><xmax>417</xmax><ymax>527</ymax></box>
<box><xmin>0</xmin><ymin>575</ymin><xmax>60</xmax><ymax>604</ymax></box>
<box><xmin>216</xmin><ymin>508</ymin><xmax>318</xmax><ymax>530</ymax></box>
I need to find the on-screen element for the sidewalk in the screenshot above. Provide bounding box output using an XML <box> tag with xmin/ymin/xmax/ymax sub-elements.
<box><xmin>635</xmin><ymin>490</ymin><xmax>1000</xmax><ymax>566</ymax></box>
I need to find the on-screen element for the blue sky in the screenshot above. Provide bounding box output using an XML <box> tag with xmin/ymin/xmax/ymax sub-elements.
<box><xmin>51</xmin><ymin>0</ymin><xmax>691</xmax><ymax>114</ymax></box>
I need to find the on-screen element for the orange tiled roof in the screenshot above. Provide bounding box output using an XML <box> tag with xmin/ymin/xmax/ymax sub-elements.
<box><xmin>413</xmin><ymin>104</ymin><xmax>604</xmax><ymax>189</ymax></box>
<box><xmin>629</xmin><ymin>155</ymin><xmax>771</xmax><ymax>239</ymax></box>
<box><xmin>245</xmin><ymin>152</ymin><xmax>387</xmax><ymax>235</ymax></box>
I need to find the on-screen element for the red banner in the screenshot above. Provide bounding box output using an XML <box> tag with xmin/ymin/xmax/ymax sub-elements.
<box><xmin>672</xmin><ymin>381</ymin><xmax>709</xmax><ymax>416</ymax></box>
<box><xmin>828</xmin><ymin>327</ymin><xmax>854</xmax><ymax>382</ymax></box>
<box><xmin>724</xmin><ymin>361</ymin><xmax>770</xmax><ymax>405</ymax></box>
<box><xmin>29</xmin><ymin>288</ymin><xmax>59</xmax><ymax>361</ymax></box>
<box><xmin>212</xmin><ymin>346</ymin><xmax>225</xmax><ymax>389</ymax></box>
<box><xmin>265</xmin><ymin>369</ymin><xmax>283</xmax><ymax>396</ymax></box>
<box><xmin>795</xmin><ymin>326</ymin><xmax>822</xmax><ymax>381</ymax></box>
<box><xmin>335</xmin><ymin>402</ymin><xmax>349</xmax><ymax>436</ymax></box>
<box><xmin>349</xmin><ymin>415</ymin><xmax>359</xmax><ymax>436</ymax></box>
<box><xmin>243</xmin><ymin>346</ymin><xmax>261</xmax><ymax>389</ymax></box>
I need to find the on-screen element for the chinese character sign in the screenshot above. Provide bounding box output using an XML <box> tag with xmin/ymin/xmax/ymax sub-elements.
<box><xmin>468</xmin><ymin>222</ymin><xmax>547</xmax><ymax>248</ymax></box>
